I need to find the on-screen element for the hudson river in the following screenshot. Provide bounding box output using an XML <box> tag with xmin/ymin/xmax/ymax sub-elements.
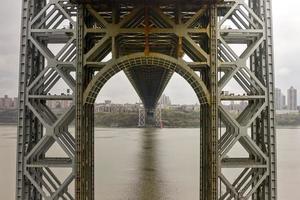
<box><xmin>0</xmin><ymin>126</ymin><xmax>299</xmax><ymax>199</ymax></box>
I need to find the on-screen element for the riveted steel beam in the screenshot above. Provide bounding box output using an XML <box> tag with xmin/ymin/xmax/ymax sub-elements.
<box><xmin>217</xmin><ymin>0</ymin><xmax>277</xmax><ymax>199</ymax></box>
<box><xmin>16</xmin><ymin>0</ymin><xmax>77</xmax><ymax>199</ymax></box>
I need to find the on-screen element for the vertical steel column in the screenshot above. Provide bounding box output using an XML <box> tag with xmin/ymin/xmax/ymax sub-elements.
<box><xmin>217</xmin><ymin>0</ymin><xmax>277</xmax><ymax>199</ymax></box>
<box><xmin>76</xmin><ymin>5</ymin><xmax>95</xmax><ymax>200</ymax></box>
<box><xmin>257</xmin><ymin>0</ymin><xmax>277</xmax><ymax>198</ymax></box>
<box><xmin>264</xmin><ymin>1</ymin><xmax>277</xmax><ymax>198</ymax></box>
<box><xmin>200</xmin><ymin>102</ymin><xmax>208</xmax><ymax>199</ymax></box>
<box><xmin>200</xmin><ymin>4</ymin><xmax>219</xmax><ymax>200</ymax></box>
<box><xmin>210</xmin><ymin>4</ymin><xmax>219</xmax><ymax>200</ymax></box>
<box><xmin>249</xmin><ymin>0</ymin><xmax>277</xmax><ymax>199</ymax></box>
<box><xmin>16</xmin><ymin>0</ymin><xmax>77</xmax><ymax>199</ymax></box>
<box><xmin>75</xmin><ymin>5</ymin><xmax>84</xmax><ymax>200</ymax></box>
<box><xmin>16</xmin><ymin>1</ymin><xmax>36</xmax><ymax>199</ymax></box>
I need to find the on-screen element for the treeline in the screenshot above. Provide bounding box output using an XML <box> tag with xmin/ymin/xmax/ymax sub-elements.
<box><xmin>94</xmin><ymin>111</ymin><xmax>300</xmax><ymax>128</ymax></box>
<box><xmin>94</xmin><ymin>110</ymin><xmax>201</xmax><ymax>128</ymax></box>
<box><xmin>276</xmin><ymin>113</ymin><xmax>300</xmax><ymax>126</ymax></box>
<box><xmin>74</xmin><ymin>111</ymin><xmax>300</xmax><ymax>128</ymax></box>
<box><xmin>0</xmin><ymin>109</ymin><xmax>18</xmax><ymax>124</ymax></box>
<box><xmin>162</xmin><ymin>110</ymin><xmax>200</xmax><ymax>128</ymax></box>
<box><xmin>2</xmin><ymin>109</ymin><xmax>300</xmax><ymax>128</ymax></box>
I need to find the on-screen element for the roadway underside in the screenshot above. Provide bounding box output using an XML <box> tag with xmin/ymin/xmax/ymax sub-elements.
<box><xmin>124</xmin><ymin>66</ymin><xmax>173</xmax><ymax>110</ymax></box>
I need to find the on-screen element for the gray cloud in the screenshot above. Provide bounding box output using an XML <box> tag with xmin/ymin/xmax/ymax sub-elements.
<box><xmin>273</xmin><ymin>1</ymin><xmax>300</xmax><ymax>98</ymax></box>
<box><xmin>0</xmin><ymin>1</ymin><xmax>298</xmax><ymax>104</ymax></box>
<box><xmin>0</xmin><ymin>1</ymin><xmax>21</xmax><ymax>97</ymax></box>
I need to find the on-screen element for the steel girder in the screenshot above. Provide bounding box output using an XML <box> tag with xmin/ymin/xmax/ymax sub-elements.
<box><xmin>217</xmin><ymin>0</ymin><xmax>277</xmax><ymax>199</ymax></box>
<box><xmin>76</xmin><ymin>2</ymin><xmax>216</xmax><ymax>199</ymax></box>
<box><xmin>16</xmin><ymin>0</ymin><xmax>277</xmax><ymax>200</ymax></box>
<box><xmin>16</xmin><ymin>0</ymin><xmax>77</xmax><ymax>199</ymax></box>
<box><xmin>124</xmin><ymin>66</ymin><xmax>174</xmax><ymax>110</ymax></box>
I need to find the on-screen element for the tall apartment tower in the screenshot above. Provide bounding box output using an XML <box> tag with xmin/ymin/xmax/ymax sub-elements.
<box><xmin>287</xmin><ymin>86</ymin><xmax>297</xmax><ymax>110</ymax></box>
<box><xmin>281</xmin><ymin>94</ymin><xmax>286</xmax><ymax>108</ymax></box>
<box><xmin>275</xmin><ymin>88</ymin><xmax>282</xmax><ymax>110</ymax></box>
<box><xmin>159</xmin><ymin>94</ymin><xmax>171</xmax><ymax>108</ymax></box>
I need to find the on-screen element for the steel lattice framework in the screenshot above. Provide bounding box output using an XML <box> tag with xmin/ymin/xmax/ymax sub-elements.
<box><xmin>16</xmin><ymin>0</ymin><xmax>277</xmax><ymax>200</ymax></box>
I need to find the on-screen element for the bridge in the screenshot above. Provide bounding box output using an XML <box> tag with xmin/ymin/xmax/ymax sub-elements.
<box><xmin>16</xmin><ymin>0</ymin><xmax>276</xmax><ymax>199</ymax></box>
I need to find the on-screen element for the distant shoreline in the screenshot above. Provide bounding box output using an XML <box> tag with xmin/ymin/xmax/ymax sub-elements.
<box><xmin>0</xmin><ymin>123</ymin><xmax>17</xmax><ymax>125</ymax></box>
<box><xmin>276</xmin><ymin>126</ymin><xmax>300</xmax><ymax>129</ymax></box>
<box><xmin>1</xmin><ymin>123</ymin><xmax>300</xmax><ymax>129</ymax></box>
<box><xmin>2</xmin><ymin>109</ymin><xmax>300</xmax><ymax>129</ymax></box>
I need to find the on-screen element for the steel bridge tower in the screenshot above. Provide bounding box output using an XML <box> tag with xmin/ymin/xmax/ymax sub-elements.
<box><xmin>16</xmin><ymin>0</ymin><xmax>277</xmax><ymax>199</ymax></box>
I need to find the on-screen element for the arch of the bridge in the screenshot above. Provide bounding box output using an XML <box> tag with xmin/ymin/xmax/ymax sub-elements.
<box><xmin>83</xmin><ymin>52</ymin><xmax>211</xmax><ymax>105</ymax></box>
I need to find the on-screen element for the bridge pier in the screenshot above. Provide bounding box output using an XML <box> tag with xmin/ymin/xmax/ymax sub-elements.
<box><xmin>145</xmin><ymin>108</ymin><xmax>156</xmax><ymax>126</ymax></box>
<box><xmin>138</xmin><ymin>107</ymin><xmax>162</xmax><ymax>128</ymax></box>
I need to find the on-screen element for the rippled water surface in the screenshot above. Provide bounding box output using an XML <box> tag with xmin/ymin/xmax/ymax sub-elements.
<box><xmin>0</xmin><ymin>126</ymin><xmax>299</xmax><ymax>199</ymax></box>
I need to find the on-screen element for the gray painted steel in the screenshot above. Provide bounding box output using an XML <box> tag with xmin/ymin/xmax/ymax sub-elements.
<box><xmin>16</xmin><ymin>0</ymin><xmax>277</xmax><ymax>199</ymax></box>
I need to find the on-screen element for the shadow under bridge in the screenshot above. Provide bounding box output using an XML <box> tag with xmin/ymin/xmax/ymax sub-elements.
<box><xmin>124</xmin><ymin>63</ymin><xmax>173</xmax><ymax>126</ymax></box>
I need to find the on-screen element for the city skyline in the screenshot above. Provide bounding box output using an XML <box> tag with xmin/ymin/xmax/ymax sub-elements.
<box><xmin>0</xmin><ymin>95</ymin><xmax>17</xmax><ymax>110</ymax></box>
<box><xmin>275</xmin><ymin>86</ymin><xmax>300</xmax><ymax>111</ymax></box>
<box><xmin>0</xmin><ymin>92</ymin><xmax>202</xmax><ymax>111</ymax></box>
<box><xmin>0</xmin><ymin>1</ymin><xmax>300</xmax><ymax>104</ymax></box>
<box><xmin>3</xmin><ymin>83</ymin><xmax>300</xmax><ymax>110</ymax></box>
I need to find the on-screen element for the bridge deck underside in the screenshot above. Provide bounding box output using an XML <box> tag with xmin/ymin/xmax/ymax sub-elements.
<box><xmin>125</xmin><ymin>66</ymin><xmax>173</xmax><ymax>110</ymax></box>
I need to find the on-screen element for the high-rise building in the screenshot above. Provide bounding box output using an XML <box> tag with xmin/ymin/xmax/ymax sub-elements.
<box><xmin>287</xmin><ymin>86</ymin><xmax>297</xmax><ymax>110</ymax></box>
<box><xmin>275</xmin><ymin>88</ymin><xmax>287</xmax><ymax>110</ymax></box>
<box><xmin>159</xmin><ymin>94</ymin><xmax>171</xmax><ymax>108</ymax></box>
<box><xmin>0</xmin><ymin>95</ymin><xmax>17</xmax><ymax>110</ymax></box>
<box><xmin>275</xmin><ymin>88</ymin><xmax>282</xmax><ymax>110</ymax></box>
<box><xmin>281</xmin><ymin>95</ymin><xmax>286</xmax><ymax>109</ymax></box>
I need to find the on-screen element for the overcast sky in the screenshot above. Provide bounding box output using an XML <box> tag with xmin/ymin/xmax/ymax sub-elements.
<box><xmin>0</xmin><ymin>1</ymin><xmax>299</xmax><ymax>104</ymax></box>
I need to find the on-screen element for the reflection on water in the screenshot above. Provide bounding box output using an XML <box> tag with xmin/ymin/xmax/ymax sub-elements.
<box><xmin>95</xmin><ymin>128</ymin><xmax>199</xmax><ymax>200</ymax></box>
<box><xmin>95</xmin><ymin>128</ymin><xmax>169</xmax><ymax>200</ymax></box>
<box><xmin>136</xmin><ymin>129</ymin><xmax>162</xmax><ymax>199</ymax></box>
<box><xmin>0</xmin><ymin>126</ymin><xmax>299</xmax><ymax>199</ymax></box>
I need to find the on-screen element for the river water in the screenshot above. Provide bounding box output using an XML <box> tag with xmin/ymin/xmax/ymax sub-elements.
<box><xmin>0</xmin><ymin>126</ymin><xmax>299</xmax><ymax>199</ymax></box>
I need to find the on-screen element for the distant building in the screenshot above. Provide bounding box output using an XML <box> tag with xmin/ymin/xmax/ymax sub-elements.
<box><xmin>287</xmin><ymin>86</ymin><xmax>297</xmax><ymax>110</ymax></box>
<box><xmin>159</xmin><ymin>94</ymin><xmax>171</xmax><ymax>108</ymax></box>
<box><xmin>0</xmin><ymin>95</ymin><xmax>18</xmax><ymax>110</ymax></box>
<box><xmin>275</xmin><ymin>88</ymin><xmax>282</xmax><ymax>110</ymax></box>
<box><xmin>281</xmin><ymin>95</ymin><xmax>286</xmax><ymax>108</ymax></box>
<box><xmin>95</xmin><ymin>100</ymin><xmax>142</xmax><ymax>113</ymax></box>
<box><xmin>275</xmin><ymin>88</ymin><xmax>287</xmax><ymax>110</ymax></box>
<box><xmin>46</xmin><ymin>100</ymin><xmax>73</xmax><ymax>110</ymax></box>
<box><xmin>168</xmin><ymin>104</ymin><xmax>200</xmax><ymax>112</ymax></box>
<box><xmin>14</xmin><ymin>97</ymin><xmax>18</xmax><ymax>108</ymax></box>
<box><xmin>104</xmin><ymin>100</ymin><xmax>112</xmax><ymax>105</ymax></box>
<box><xmin>46</xmin><ymin>91</ymin><xmax>73</xmax><ymax>110</ymax></box>
<box><xmin>223</xmin><ymin>101</ymin><xmax>248</xmax><ymax>114</ymax></box>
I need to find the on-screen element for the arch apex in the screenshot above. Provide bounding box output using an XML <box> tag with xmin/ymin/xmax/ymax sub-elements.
<box><xmin>83</xmin><ymin>53</ymin><xmax>211</xmax><ymax>105</ymax></box>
